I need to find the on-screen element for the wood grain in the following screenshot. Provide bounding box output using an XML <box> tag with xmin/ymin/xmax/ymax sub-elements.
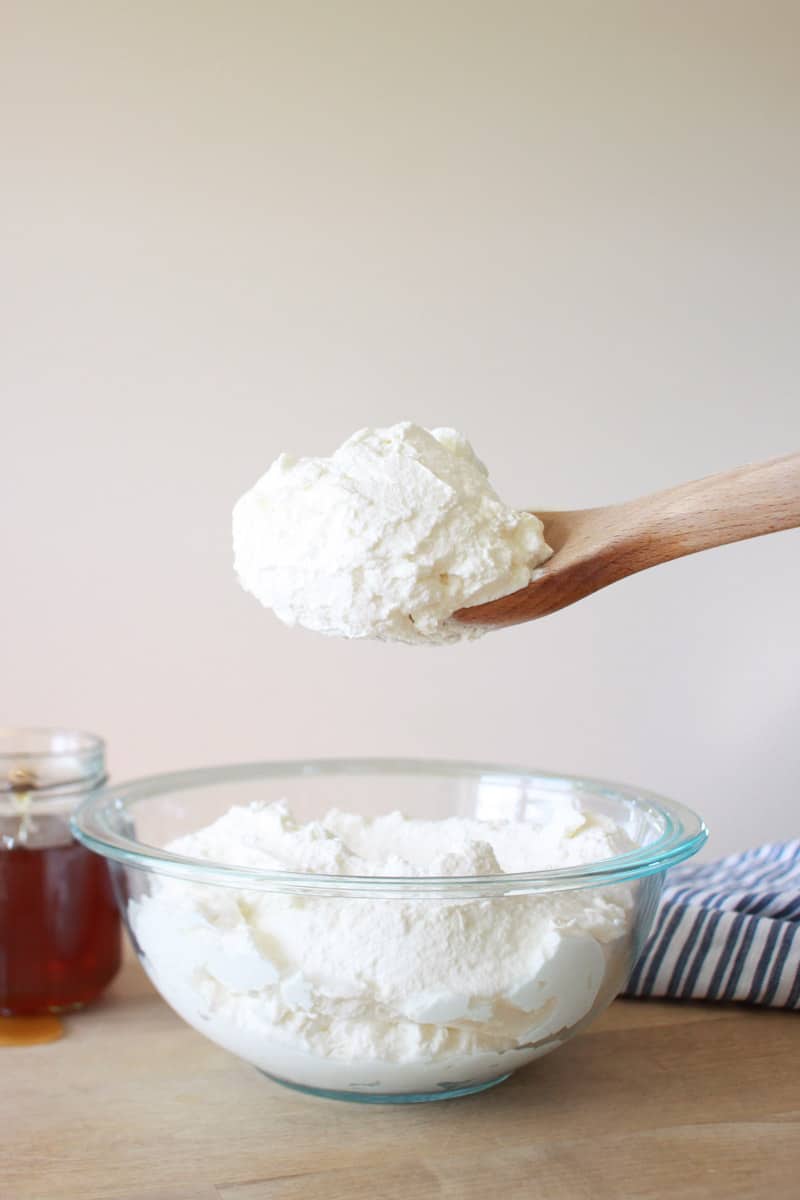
<box><xmin>456</xmin><ymin>451</ymin><xmax>800</xmax><ymax>627</ymax></box>
<box><xmin>5</xmin><ymin>952</ymin><xmax>799</xmax><ymax>1200</ymax></box>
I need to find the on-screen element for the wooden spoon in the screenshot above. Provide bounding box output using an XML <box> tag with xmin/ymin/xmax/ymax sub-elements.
<box><xmin>454</xmin><ymin>452</ymin><xmax>800</xmax><ymax>629</ymax></box>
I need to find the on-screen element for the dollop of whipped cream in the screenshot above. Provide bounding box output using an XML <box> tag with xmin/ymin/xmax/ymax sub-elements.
<box><xmin>232</xmin><ymin>422</ymin><xmax>551</xmax><ymax>644</ymax></box>
<box><xmin>131</xmin><ymin>798</ymin><xmax>638</xmax><ymax>1095</ymax></box>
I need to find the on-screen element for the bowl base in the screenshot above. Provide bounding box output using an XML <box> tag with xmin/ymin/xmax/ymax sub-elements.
<box><xmin>258</xmin><ymin>1069</ymin><xmax>512</xmax><ymax>1104</ymax></box>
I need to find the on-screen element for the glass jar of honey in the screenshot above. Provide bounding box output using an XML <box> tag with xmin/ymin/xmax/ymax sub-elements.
<box><xmin>0</xmin><ymin>728</ymin><xmax>121</xmax><ymax>1015</ymax></box>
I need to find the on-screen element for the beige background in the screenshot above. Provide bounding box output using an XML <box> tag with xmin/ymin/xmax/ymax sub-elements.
<box><xmin>3</xmin><ymin>3</ymin><xmax>798</xmax><ymax>857</ymax></box>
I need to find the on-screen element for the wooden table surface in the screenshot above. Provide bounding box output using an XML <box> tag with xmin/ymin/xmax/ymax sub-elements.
<box><xmin>6</xmin><ymin>952</ymin><xmax>799</xmax><ymax>1200</ymax></box>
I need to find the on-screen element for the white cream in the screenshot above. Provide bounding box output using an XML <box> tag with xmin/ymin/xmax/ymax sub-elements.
<box><xmin>131</xmin><ymin>798</ymin><xmax>638</xmax><ymax>1096</ymax></box>
<box><xmin>232</xmin><ymin>422</ymin><xmax>551</xmax><ymax>644</ymax></box>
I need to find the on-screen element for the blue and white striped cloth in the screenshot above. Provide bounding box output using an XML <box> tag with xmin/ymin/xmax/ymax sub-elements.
<box><xmin>624</xmin><ymin>840</ymin><xmax>800</xmax><ymax>1009</ymax></box>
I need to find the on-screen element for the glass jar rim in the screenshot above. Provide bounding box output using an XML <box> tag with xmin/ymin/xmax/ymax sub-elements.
<box><xmin>72</xmin><ymin>757</ymin><xmax>708</xmax><ymax>897</ymax></box>
<box><xmin>0</xmin><ymin>727</ymin><xmax>106</xmax><ymax>797</ymax></box>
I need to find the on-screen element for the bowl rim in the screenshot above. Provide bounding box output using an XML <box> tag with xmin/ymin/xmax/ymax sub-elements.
<box><xmin>71</xmin><ymin>757</ymin><xmax>708</xmax><ymax>896</ymax></box>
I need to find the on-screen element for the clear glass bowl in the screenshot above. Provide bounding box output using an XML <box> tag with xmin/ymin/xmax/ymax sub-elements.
<box><xmin>72</xmin><ymin>759</ymin><xmax>706</xmax><ymax>1104</ymax></box>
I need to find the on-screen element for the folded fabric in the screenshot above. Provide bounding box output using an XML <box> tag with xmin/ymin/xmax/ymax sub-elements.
<box><xmin>624</xmin><ymin>840</ymin><xmax>800</xmax><ymax>1008</ymax></box>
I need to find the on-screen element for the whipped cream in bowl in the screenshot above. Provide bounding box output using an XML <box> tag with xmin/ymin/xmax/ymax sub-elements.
<box><xmin>72</xmin><ymin>761</ymin><xmax>706</xmax><ymax>1103</ymax></box>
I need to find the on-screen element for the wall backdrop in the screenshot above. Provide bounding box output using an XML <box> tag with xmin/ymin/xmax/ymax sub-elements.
<box><xmin>4</xmin><ymin>2</ymin><xmax>799</xmax><ymax>856</ymax></box>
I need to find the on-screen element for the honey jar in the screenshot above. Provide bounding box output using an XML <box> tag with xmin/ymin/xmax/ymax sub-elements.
<box><xmin>0</xmin><ymin>728</ymin><xmax>120</xmax><ymax>1015</ymax></box>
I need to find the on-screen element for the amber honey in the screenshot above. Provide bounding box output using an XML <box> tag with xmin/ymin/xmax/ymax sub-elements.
<box><xmin>0</xmin><ymin>813</ymin><xmax>121</xmax><ymax>1015</ymax></box>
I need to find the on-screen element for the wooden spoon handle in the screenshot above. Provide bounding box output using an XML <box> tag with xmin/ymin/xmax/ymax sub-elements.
<box><xmin>456</xmin><ymin>451</ymin><xmax>800</xmax><ymax>628</ymax></box>
<box><xmin>614</xmin><ymin>451</ymin><xmax>800</xmax><ymax>569</ymax></box>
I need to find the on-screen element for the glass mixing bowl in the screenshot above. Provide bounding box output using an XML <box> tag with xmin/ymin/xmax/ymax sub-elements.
<box><xmin>72</xmin><ymin>759</ymin><xmax>706</xmax><ymax>1103</ymax></box>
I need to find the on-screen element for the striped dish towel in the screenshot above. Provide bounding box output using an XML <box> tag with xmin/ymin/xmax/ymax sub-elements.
<box><xmin>624</xmin><ymin>840</ymin><xmax>800</xmax><ymax>1009</ymax></box>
